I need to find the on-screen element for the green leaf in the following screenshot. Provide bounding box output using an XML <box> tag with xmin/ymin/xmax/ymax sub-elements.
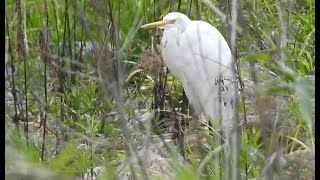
<box><xmin>247</xmin><ymin>53</ymin><xmax>270</xmax><ymax>63</ymax></box>
<box><xmin>290</xmin><ymin>77</ymin><xmax>314</xmax><ymax>129</ymax></box>
<box><xmin>125</xmin><ymin>68</ymin><xmax>143</xmax><ymax>82</ymax></box>
<box><xmin>48</xmin><ymin>144</ymin><xmax>89</xmax><ymax>176</ymax></box>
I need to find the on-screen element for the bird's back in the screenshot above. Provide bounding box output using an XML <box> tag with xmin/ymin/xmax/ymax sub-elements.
<box><xmin>179</xmin><ymin>20</ymin><xmax>237</xmax><ymax>130</ymax></box>
<box><xmin>181</xmin><ymin>20</ymin><xmax>233</xmax><ymax>69</ymax></box>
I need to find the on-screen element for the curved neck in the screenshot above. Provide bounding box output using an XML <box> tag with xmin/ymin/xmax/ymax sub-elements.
<box><xmin>177</xmin><ymin>19</ymin><xmax>191</xmax><ymax>33</ymax></box>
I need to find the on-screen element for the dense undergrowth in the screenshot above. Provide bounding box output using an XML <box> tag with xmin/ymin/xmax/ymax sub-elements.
<box><xmin>5</xmin><ymin>0</ymin><xmax>314</xmax><ymax>179</ymax></box>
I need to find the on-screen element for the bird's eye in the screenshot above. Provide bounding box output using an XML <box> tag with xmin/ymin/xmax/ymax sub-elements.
<box><xmin>170</xmin><ymin>19</ymin><xmax>176</xmax><ymax>23</ymax></box>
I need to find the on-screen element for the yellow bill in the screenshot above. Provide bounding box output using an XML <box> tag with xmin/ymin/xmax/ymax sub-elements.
<box><xmin>140</xmin><ymin>20</ymin><xmax>167</xmax><ymax>29</ymax></box>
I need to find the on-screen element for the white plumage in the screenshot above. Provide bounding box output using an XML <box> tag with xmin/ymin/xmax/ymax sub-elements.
<box><xmin>141</xmin><ymin>12</ymin><xmax>237</xmax><ymax>133</ymax></box>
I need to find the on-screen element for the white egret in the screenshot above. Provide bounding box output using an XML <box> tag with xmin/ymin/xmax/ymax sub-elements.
<box><xmin>141</xmin><ymin>12</ymin><xmax>238</xmax><ymax>135</ymax></box>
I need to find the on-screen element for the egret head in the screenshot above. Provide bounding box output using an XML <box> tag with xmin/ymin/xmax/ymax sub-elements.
<box><xmin>140</xmin><ymin>12</ymin><xmax>191</xmax><ymax>32</ymax></box>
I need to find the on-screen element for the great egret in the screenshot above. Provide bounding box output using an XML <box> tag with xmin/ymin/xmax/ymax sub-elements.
<box><xmin>141</xmin><ymin>12</ymin><xmax>238</xmax><ymax>135</ymax></box>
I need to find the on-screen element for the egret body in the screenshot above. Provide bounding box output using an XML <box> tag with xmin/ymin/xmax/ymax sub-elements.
<box><xmin>141</xmin><ymin>12</ymin><xmax>237</xmax><ymax>133</ymax></box>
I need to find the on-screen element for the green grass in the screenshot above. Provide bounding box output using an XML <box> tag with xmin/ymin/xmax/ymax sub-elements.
<box><xmin>5</xmin><ymin>0</ymin><xmax>314</xmax><ymax>179</ymax></box>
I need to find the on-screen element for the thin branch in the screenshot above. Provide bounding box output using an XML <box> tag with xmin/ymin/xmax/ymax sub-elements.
<box><xmin>41</xmin><ymin>0</ymin><xmax>49</xmax><ymax>161</ymax></box>
<box><xmin>16</xmin><ymin>0</ymin><xmax>28</xmax><ymax>145</ymax></box>
<box><xmin>230</xmin><ymin>0</ymin><xmax>240</xmax><ymax>179</ymax></box>
<box><xmin>5</xmin><ymin>11</ymin><xmax>19</xmax><ymax>130</ymax></box>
